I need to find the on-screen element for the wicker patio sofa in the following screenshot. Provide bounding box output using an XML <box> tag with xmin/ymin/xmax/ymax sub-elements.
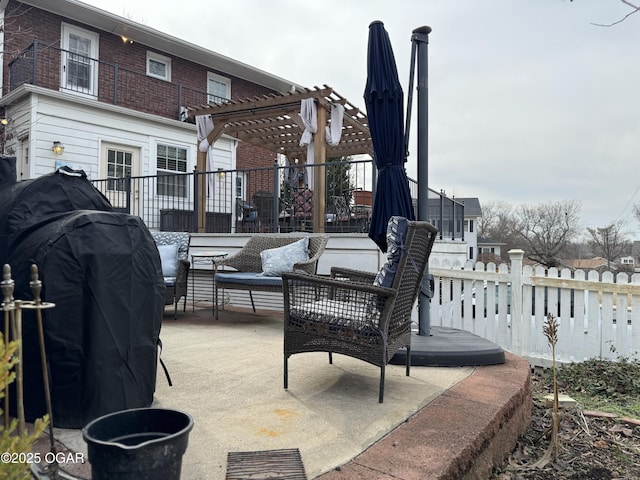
<box><xmin>213</xmin><ymin>234</ymin><xmax>329</xmax><ymax>319</ymax></box>
<box><xmin>282</xmin><ymin>218</ymin><xmax>438</xmax><ymax>402</ymax></box>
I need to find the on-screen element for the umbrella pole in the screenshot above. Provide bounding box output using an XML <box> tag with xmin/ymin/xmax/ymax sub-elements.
<box><xmin>412</xmin><ymin>26</ymin><xmax>432</xmax><ymax>337</ymax></box>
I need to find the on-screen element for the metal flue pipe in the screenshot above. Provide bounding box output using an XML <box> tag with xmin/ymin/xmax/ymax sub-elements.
<box><xmin>412</xmin><ymin>25</ymin><xmax>432</xmax><ymax>336</ymax></box>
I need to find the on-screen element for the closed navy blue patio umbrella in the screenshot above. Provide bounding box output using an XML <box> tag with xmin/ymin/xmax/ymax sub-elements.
<box><xmin>364</xmin><ymin>20</ymin><xmax>415</xmax><ymax>252</ymax></box>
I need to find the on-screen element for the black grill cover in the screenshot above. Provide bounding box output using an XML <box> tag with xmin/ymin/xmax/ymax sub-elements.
<box><xmin>0</xmin><ymin>166</ymin><xmax>113</xmax><ymax>235</ymax></box>
<box><xmin>1</xmin><ymin>162</ymin><xmax>165</xmax><ymax>428</ymax></box>
<box><xmin>0</xmin><ymin>155</ymin><xmax>16</xmax><ymax>186</ymax></box>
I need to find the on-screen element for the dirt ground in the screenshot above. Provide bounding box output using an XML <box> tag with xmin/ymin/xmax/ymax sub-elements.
<box><xmin>490</xmin><ymin>372</ymin><xmax>640</xmax><ymax>480</ymax></box>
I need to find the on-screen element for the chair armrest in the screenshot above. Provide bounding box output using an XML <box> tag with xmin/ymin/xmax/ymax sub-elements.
<box><xmin>214</xmin><ymin>252</ymin><xmax>251</xmax><ymax>272</ymax></box>
<box><xmin>293</xmin><ymin>237</ymin><xmax>328</xmax><ymax>274</ymax></box>
<box><xmin>292</xmin><ymin>257</ymin><xmax>319</xmax><ymax>273</ymax></box>
<box><xmin>330</xmin><ymin>267</ymin><xmax>377</xmax><ymax>284</ymax></box>
<box><xmin>283</xmin><ymin>272</ymin><xmax>394</xmax><ymax>299</ymax></box>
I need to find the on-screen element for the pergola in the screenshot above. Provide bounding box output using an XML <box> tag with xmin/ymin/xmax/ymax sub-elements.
<box><xmin>187</xmin><ymin>85</ymin><xmax>374</xmax><ymax>232</ymax></box>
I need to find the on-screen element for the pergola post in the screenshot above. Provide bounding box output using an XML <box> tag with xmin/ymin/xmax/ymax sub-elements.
<box><xmin>312</xmin><ymin>104</ymin><xmax>326</xmax><ymax>233</ymax></box>
<box><xmin>196</xmin><ymin>149</ymin><xmax>207</xmax><ymax>233</ymax></box>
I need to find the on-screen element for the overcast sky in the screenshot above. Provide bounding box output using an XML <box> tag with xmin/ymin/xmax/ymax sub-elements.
<box><xmin>82</xmin><ymin>0</ymin><xmax>640</xmax><ymax>234</ymax></box>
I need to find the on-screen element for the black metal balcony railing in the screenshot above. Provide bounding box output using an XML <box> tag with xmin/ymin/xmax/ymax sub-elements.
<box><xmin>8</xmin><ymin>40</ymin><xmax>220</xmax><ymax>120</ymax></box>
<box><xmin>90</xmin><ymin>159</ymin><xmax>464</xmax><ymax>239</ymax></box>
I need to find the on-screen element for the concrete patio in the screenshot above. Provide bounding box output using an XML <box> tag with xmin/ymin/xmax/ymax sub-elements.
<box><xmin>37</xmin><ymin>304</ymin><xmax>532</xmax><ymax>480</ymax></box>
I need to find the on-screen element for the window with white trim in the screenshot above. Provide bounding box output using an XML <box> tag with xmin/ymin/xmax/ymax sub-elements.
<box><xmin>207</xmin><ymin>72</ymin><xmax>230</xmax><ymax>104</ymax></box>
<box><xmin>61</xmin><ymin>23</ymin><xmax>99</xmax><ymax>96</ymax></box>
<box><xmin>147</xmin><ymin>51</ymin><xmax>172</xmax><ymax>81</ymax></box>
<box><xmin>107</xmin><ymin>148</ymin><xmax>132</xmax><ymax>191</ymax></box>
<box><xmin>157</xmin><ymin>144</ymin><xmax>188</xmax><ymax>197</ymax></box>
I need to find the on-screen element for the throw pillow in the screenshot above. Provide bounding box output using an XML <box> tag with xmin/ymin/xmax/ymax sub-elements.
<box><xmin>260</xmin><ymin>237</ymin><xmax>310</xmax><ymax>276</ymax></box>
<box><xmin>158</xmin><ymin>244</ymin><xmax>179</xmax><ymax>278</ymax></box>
<box><xmin>373</xmin><ymin>216</ymin><xmax>410</xmax><ymax>288</ymax></box>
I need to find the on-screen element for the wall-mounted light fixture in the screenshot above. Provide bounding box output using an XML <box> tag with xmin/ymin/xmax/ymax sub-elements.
<box><xmin>120</xmin><ymin>35</ymin><xmax>134</xmax><ymax>45</ymax></box>
<box><xmin>0</xmin><ymin>118</ymin><xmax>8</xmax><ymax>126</ymax></box>
<box><xmin>217</xmin><ymin>167</ymin><xmax>225</xmax><ymax>178</ymax></box>
<box><xmin>52</xmin><ymin>141</ymin><xmax>64</xmax><ymax>155</ymax></box>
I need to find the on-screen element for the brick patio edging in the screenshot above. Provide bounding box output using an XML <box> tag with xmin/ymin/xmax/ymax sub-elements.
<box><xmin>318</xmin><ymin>352</ymin><xmax>532</xmax><ymax>480</ymax></box>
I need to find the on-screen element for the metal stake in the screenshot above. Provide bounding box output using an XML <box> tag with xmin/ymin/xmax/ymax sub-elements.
<box><xmin>12</xmin><ymin>299</ymin><xmax>25</xmax><ymax>436</ymax></box>
<box><xmin>1</xmin><ymin>264</ymin><xmax>14</xmax><ymax>429</ymax></box>
<box><xmin>23</xmin><ymin>264</ymin><xmax>57</xmax><ymax>474</ymax></box>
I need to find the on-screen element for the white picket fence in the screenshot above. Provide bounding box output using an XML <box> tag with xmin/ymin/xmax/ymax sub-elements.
<box><xmin>429</xmin><ymin>249</ymin><xmax>640</xmax><ymax>368</ymax></box>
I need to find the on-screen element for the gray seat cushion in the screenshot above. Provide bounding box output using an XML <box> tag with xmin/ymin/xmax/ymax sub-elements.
<box><xmin>215</xmin><ymin>272</ymin><xmax>283</xmax><ymax>287</ymax></box>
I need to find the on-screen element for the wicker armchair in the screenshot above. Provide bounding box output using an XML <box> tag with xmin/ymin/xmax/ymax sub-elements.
<box><xmin>282</xmin><ymin>219</ymin><xmax>438</xmax><ymax>403</ymax></box>
<box><xmin>151</xmin><ymin>231</ymin><xmax>191</xmax><ymax>319</ymax></box>
<box><xmin>214</xmin><ymin>234</ymin><xmax>329</xmax><ymax>319</ymax></box>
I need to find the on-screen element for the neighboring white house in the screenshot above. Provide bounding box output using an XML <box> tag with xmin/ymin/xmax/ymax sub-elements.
<box><xmin>477</xmin><ymin>237</ymin><xmax>506</xmax><ymax>261</ymax></box>
<box><xmin>619</xmin><ymin>256</ymin><xmax>635</xmax><ymax>268</ymax></box>
<box><xmin>458</xmin><ymin>197</ymin><xmax>482</xmax><ymax>262</ymax></box>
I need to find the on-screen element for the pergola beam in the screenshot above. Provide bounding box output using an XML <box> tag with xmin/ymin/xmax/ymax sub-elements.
<box><xmin>186</xmin><ymin>86</ymin><xmax>372</xmax><ymax>160</ymax></box>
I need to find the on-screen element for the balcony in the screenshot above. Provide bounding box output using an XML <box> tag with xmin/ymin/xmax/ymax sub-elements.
<box><xmin>91</xmin><ymin>158</ymin><xmax>465</xmax><ymax>239</ymax></box>
<box><xmin>7</xmin><ymin>40</ymin><xmax>219</xmax><ymax>121</ymax></box>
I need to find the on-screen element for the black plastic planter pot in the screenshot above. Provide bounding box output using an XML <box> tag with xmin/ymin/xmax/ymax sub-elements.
<box><xmin>83</xmin><ymin>408</ymin><xmax>194</xmax><ymax>480</ymax></box>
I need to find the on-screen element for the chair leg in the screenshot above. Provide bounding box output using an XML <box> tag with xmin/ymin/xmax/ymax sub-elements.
<box><xmin>173</xmin><ymin>298</ymin><xmax>178</xmax><ymax>320</ymax></box>
<box><xmin>379</xmin><ymin>364</ymin><xmax>385</xmax><ymax>403</ymax></box>
<box><xmin>328</xmin><ymin>352</ymin><xmax>333</xmax><ymax>364</ymax></box>
<box><xmin>284</xmin><ymin>354</ymin><xmax>289</xmax><ymax>389</ymax></box>
<box><xmin>249</xmin><ymin>290</ymin><xmax>256</xmax><ymax>312</ymax></box>
<box><xmin>215</xmin><ymin>284</ymin><xmax>219</xmax><ymax>320</ymax></box>
<box><xmin>406</xmin><ymin>343</ymin><xmax>411</xmax><ymax>377</ymax></box>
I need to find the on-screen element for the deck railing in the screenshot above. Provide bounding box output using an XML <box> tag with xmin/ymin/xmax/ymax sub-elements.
<box><xmin>90</xmin><ymin>159</ymin><xmax>465</xmax><ymax>236</ymax></box>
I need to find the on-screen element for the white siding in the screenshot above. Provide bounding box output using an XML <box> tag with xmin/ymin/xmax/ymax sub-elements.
<box><xmin>5</xmin><ymin>89</ymin><xmax>233</xmax><ymax>181</ymax></box>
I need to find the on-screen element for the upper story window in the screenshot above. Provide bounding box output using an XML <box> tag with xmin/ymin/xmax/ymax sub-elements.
<box><xmin>61</xmin><ymin>23</ymin><xmax>99</xmax><ymax>97</ymax></box>
<box><xmin>207</xmin><ymin>72</ymin><xmax>230</xmax><ymax>104</ymax></box>
<box><xmin>464</xmin><ymin>219</ymin><xmax>474</xmax><ymax>233</ymax></box>
<box><xmin>147</xmin><ymin>51</ymin><xmax>172</xmax><ymax>81</ymax></box>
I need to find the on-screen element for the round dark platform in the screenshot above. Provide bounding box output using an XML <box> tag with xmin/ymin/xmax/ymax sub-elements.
<box><xmin>390</xmin><ymin>326</ymin><xmax>505</xmax><ymax>367</ymax></box>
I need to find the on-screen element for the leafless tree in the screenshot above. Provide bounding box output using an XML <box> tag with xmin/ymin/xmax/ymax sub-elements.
<box><xmin>478</xmin><ymin>200</ymin><xmax>512</xmax><ymax>238</ymax></box>
<box><xmin>572</xmin><ymin>0</ymin><xmax>640</xmax><ymax>27</ymax></box>
<box><xmin>478</xmin><ymin>200</ymin><xmax>521</xmax><ymax>260</ymax></box>
<box><xmin>586</xmin><ymin>221</ymin><xmax>630</xmax><ymax>269</ymax></box>
<box><xmin>633</xmin><ymin>202</ymin><xmax>640</xmax><ymax>227</ymax></box>
<box><xmin>513</xmin><ymin>200</ymin><xmax>582</xmax><ymax>268</ymax></box>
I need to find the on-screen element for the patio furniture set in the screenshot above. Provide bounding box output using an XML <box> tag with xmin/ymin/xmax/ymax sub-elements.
<box><xmin>152</xmin><ymin>217</ymin><xmax>437</xmax><ymax>403</ymax></box>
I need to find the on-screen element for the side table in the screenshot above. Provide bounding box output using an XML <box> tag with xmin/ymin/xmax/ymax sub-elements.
<box><xmin>190</xmin><ymin>251</ymin><xmax>227</xmax><ymax>312</ymax></box>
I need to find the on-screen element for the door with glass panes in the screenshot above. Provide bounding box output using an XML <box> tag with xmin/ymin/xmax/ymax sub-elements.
<box><xmin>101</xmin><ymin>143</ymin><xmax>140</xmax><ymax>216</ymax></box>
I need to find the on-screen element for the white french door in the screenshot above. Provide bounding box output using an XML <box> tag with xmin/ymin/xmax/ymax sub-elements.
<box><xmin>101</xmin><ymin>143</ymin><xmax>140</xmax><ymax>215</ymax></box>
